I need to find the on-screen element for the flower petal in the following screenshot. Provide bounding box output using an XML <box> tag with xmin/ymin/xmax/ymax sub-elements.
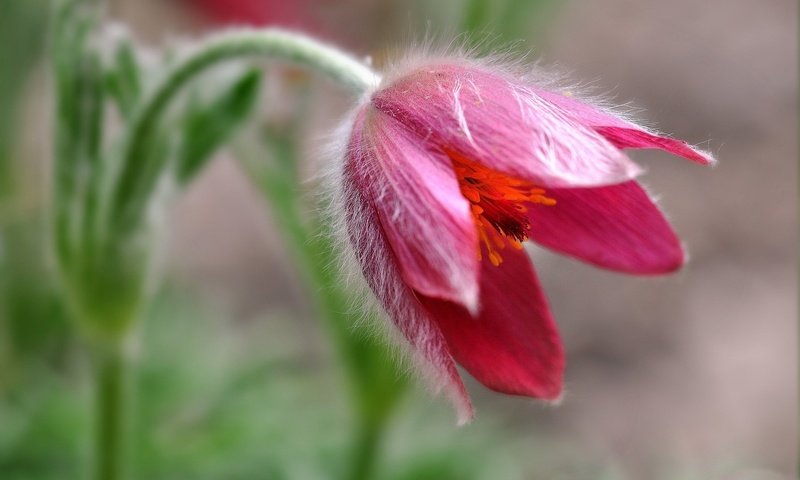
<box><xmin>346</xmin><ymin>107</ymin><xmax>480</xmax><ymax>311</ymax></box>
<box><xmin>527</xmin><ymin>181</ymin><xmax>685</xmax><ymax>274</ymax></box>
<box><xmin>342</xmin><ymin>172</ymin><xmax>474</xmax><ymax>423</ymax></box>
<box><xmin>421</xmin><ymin>248</ymin><xmax>564</xmax><ymax>400</ymax></box>
<box><xmin>372</xmin><ymin>63</ymin><xmax>641</xmax><ymax>188</ymax></box>
<box><xmin>536</xmin><ymin>89</ymin><xmax>716</xmax><ymax>165</ymax></box>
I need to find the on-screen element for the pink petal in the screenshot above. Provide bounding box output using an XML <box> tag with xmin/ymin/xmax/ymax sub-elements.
<box><xmin>372</xmin><ymin>64</ymin><xmax>641</xmax><ymax>188</ymax></box>
<box><xmin>527</xmin><ymin>181</ymin><xmax>685</xmax><ymax>274</ymax></box>
<box><xmin>421</xmin><ymin>248</ymin><xmax>564</xmax><ymax>400</ymax></box>
<box><xmin>342</xmin><ymin>172</ymin><xmax>474</xmax><ymax>423</ymax></box>
<box><xmin>536</xmin><ymin>89</ymin><xmax>715</xmax><ymax>165</ymax></box>
<box><xmin>346</xmin><ymin>107</ymin><xmax>480</xmax><ymax>311</ymax></box>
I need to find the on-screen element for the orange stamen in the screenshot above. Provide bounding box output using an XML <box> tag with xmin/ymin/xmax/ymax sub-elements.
<box><xmin>450</xmin><ymin>151</ymin><xmax>556</xmax><ymax>266</ymax></box>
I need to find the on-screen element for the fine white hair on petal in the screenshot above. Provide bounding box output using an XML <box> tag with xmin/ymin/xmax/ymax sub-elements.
<box><xmin>313</xmin><ymin>40</ymin><xmax>615</xmax><ymax>422</ymax></box>
<box><xmin>452</xmin><ymin>78</ymin><xmax>477</xmax><ymax>148</ymax></box>
<box><xmin>369</xmin><ymin>40</ymin><xmax>653</xmax><ymax>187</ymax></box>
<box><xmin>374</xmin><ymin>33</ymin><xmax>704</xmax><ymax>156</ymax></box>
<box><xmin>310</xmin><ymin>36</ymin><xmax>710</xmax><ymax>423</ymax></box>
<box><xmin>510</xmin><ymin>81</ymin><xmax>643</xmax><ymax>183</ymax></box>
<box><xmin>313</xmin><ymin>107</ymin><xmax>474</xmax><ymax>423</ymax></box>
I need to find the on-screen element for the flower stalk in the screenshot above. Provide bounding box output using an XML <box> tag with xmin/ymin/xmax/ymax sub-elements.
<box><xmin>111</xmin><ymin>28</ymin><xmax>379</xmax><ymax>230</ymax></box>
<box><xmin>91</xmin><ymin>338</ymin><xmax>131</xmax><ymax>480</ymax></box>
<box><xmin>243</xmin><ymin>112</ymin><xmax>406</xmax><ymax>480</ymax></box>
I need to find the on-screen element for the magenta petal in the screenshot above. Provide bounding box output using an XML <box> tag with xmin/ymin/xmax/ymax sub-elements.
<box><xmin>373</xmin><ymin>64</ymin><xmax>641</xmax><ymax>188</ymax></box>
<box><xmin>346</xmin><ymin>108</ymin><xmax>480</xmax><ymax>310</ymax></box>
<box><xmin>421</xmin><ymin>248</ymin><xmax>564</xmax><ymax>400</ymax></box>
<box><xmin>527</xmin><ymin>181</ymin><xmax>685</xmax><ymax>274</ymax></box>
<box><xmin>536</xmin><ymin>89</ymin><xmax>715</xmax><ymax>165</ymax></box>
<box><xmin>343</xmin><ymin>173</ymin><xmax>474</xmax><ymax>423</ymax></box>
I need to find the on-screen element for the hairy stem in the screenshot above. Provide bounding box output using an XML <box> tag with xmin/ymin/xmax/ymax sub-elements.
<box><xmin>111</xmin><ymin>29</ymin><xmax>378</xmax><ymax>225</ymax></box>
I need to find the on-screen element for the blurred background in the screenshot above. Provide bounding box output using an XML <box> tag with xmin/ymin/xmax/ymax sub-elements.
<box><xmin>0</xmin><ymin>0</ymin><xmax>796</xmax><ymax>479</ymax></box>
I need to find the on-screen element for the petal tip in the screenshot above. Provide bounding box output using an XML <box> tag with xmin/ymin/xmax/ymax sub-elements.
<box><xmin>537</xmin><ymin>361</ymin><xmax>565</xmax><ymax>402</ymax></box>
<box><xmin>645</xmin><ymin>240</ymin><xmax>687</xmax><ymax>275</ymax></box>
<box><xmin>680</xmin><ymin>142</ymin><xmax>717</xmax><ymax>166</ymax></box>
<box><xmin>461</xmin><ymin>286</ymin><xmax>481</xmax><ymax>317</ymax></box>
<box><xmin>624</xmin><ymin>157</ymin><xmax>645</xmax><ymax>179</ymax></box>
<box><xmin>542</xmin><ymin>387</ymin><xmax>565</xmax><ymax>406</ymax></box>
<box><xmin>674</xmin><ymin>241</ymin><xmax>690</xmax><ymax>270</ymax></box>
<box><xmin>447</xmin><ymin>382</ymin><xmax>475</xmax><ymax>425</ymax></box>
<box><xmin>697</xmin><ymin>148</ymin><xmax>717</xmax><ymax>167</ymax></box>
<box><xmin>456</xmin><ymin>409</ymin><xmax>474</xmax><ymax>426</ymax></box>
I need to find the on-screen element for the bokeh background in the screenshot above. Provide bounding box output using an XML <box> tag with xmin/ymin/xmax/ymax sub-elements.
<box><xmin>1</xmin><ymin>0</ymin><xmax>796</xmax><ymax>479</ymax></box>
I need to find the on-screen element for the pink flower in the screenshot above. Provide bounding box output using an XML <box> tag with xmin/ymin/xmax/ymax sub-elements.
<box><xmin>186</xmin><ymin>0</ymin><xmax>319</xmax><ymax>30</ymax></box>
<box><xmin>337</xmin><ymin>59</ymin><xmax>713</xmax><ymax>423</ymax></box>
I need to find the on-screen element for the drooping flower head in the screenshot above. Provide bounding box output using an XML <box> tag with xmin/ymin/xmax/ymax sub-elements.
<box><xmin>331</xmin><ymin>54</ymin><xmax>713</xmax><ymax>424</ymax></box>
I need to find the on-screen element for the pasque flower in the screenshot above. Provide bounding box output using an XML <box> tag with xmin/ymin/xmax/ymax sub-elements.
<box><xmin>336</xmin><ymin>58</ymin><xmax>713</xmax><ymax>423</ymax></box>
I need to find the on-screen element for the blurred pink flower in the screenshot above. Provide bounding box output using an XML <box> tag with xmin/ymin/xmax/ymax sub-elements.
<box><xmin>338</xmin><ymin>59</ymin><xmax>713</xmax><ymax>423</ymax></box>
<box><xmin>187</xmin><ymin>0</ymin><xmax>319</xmax><ymax>29</ymax></box>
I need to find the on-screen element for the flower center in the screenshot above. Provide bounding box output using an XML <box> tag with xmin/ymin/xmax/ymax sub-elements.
<box><xmin>450</xmin><ymin>152</ymin><xmax>556</xmax><ymax>266</ymax></box>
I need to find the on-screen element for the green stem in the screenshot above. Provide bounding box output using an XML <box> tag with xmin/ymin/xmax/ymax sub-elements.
<box><xmin>348</xmin><ymin>419</ymin><xmax>383</xmax><ymax>480</ymax></box>
<box><xmin>242</xmin><ymin>126</ymin><xmax>404</xmax><ymax>480</ymax></box>
<box><xmin>284</xmin><ymin>222</ymin><xmax>392</xmax><ymax>480</ymax></box>
<box><xmin>92</xmin><ymin>340</ymin><xmax>130</xmax><ymax>480</ymax></box>
<box><xmin>111</xmin><ymin>29</ymin><xmax>378</xmax><ymax>225</ymax></box>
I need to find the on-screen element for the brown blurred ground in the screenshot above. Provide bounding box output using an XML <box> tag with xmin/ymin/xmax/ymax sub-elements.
<box><xmin>105</xmin><ymin>0</ymin><xmax>797</xmax><ymax>478</ymax></box>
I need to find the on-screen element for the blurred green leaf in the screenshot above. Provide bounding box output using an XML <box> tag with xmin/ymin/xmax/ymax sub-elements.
<box><xmin>0</xmin><ymin>0</ymin><xmax>73</xmax><ymax>393</ymax></box>
<box><xmin>0</xmin><ymin>288</ymin><xmax>546</xmax><ymax>479</ymax></box>
<box><xmin>52</xmin><ymin>1</ymin><xmax>107</xmax><ymax>264</ymax></box>
<box><xmin>388</xmin><ymin>456</ymin><xmax>478</xmax><ymax>480</ymax></box>
<box><xmin>497</xmin><ymin>0</ymin><xmax>560</xmax><ymax>41</ymax></box>
<box><xmin>176</xmin><ymin>68</ymin><xmax>262</xmax><ymax>184</ymax></box>
<box><xmin>1</xmin><ymin>219</ymin><xmax>71</xmax><ymax>365</ymax></box>
<box><xmin>105</xmin><ymin>39</ymin><xmax>143</xmax><ymax>121</ymax></box>
<box><xmin>0</xmin><ymin>0</ymin><xmax>47</xmax><ymax>199</ymax></box>
<box><xmin>458</xmin><ymin>0</ymin><xmax>561</xmax><ymax>48</ymax></box>
<box><xmin>461</xmin><ymin>0</ymin><xmax>493</xmax><ymax>39</ymax></box>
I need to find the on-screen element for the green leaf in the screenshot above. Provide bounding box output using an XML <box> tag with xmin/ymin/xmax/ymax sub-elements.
<box><xmin>51</xmin><ymin>1</ymin><xmax>106</xmax><ymax>263</ymax></box>
<box><xmin>104</xmin><ymin>39</ymin><xmax>142</xmax><ymax>121</ymax></box>
<box><xmin>0</xmin><ymin>0</ymin><xmax>47</xmax><ymax>199</ymax></box>
<box><xmin>460</xmin><ymin>0</ymin><xmax>494</xmax><ymax>39</ymax></box>
<box><xmin>52</xmin><ymin>1</ymin><xmax>92</xmax><ymax>203</ymax></box>
<box><xmin>176</xmin><ymin>68</ymin><xmax>263</xmax><ymax>184</ymax></box>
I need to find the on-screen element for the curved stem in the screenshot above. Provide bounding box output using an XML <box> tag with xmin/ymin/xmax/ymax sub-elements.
<box><xmin>111</xmin><ymin>29</ymin><xmax>378</xmax><ymax>225</ymax></box>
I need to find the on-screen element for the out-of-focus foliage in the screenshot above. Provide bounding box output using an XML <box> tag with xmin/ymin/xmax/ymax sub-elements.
<box><xmin>0</xmin><ymin>0</ymin><xmax>72</xmax><ymax>393</ymax></box>
<box><xmin>50</xmin><ymin>2</ymin><xmax>265</xmax><ymax>343</ymax></box>
<box><xmin>52</xmin><ymin>2</ymin><xmax>147</xmax><ymax>340</ymax></box>
<box><xmin>104</xmin><ymin>38</ymin><xmax>142</xmax><ymax>121</ymax></box>
<box><xmin>176</xmin><ymin>68</ymin><xmax>263</xmax><ymax>184</ymax></box>
<box><xmin>0</xmin><ymin>290</ymin><xmax>566</xmax><ymax>480</ymax></box>
<box><xmin>459</xmin><ymin>0</ymin><xmax>560</xmax><ymax>44</ymax></box>
<box><xmin>0</xmin><ymin>0</ymin><xmax>47</xmax><ymax>196</ymax></box>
